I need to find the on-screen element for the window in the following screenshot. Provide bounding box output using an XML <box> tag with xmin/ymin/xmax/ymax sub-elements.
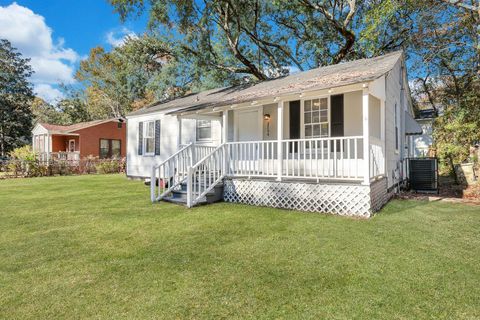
<box><xmin>144</xmin><ymin>121</ymin><xmax>155</xmax><ymax>155</ymax></box>
<box><xmin>395</xmin><ymin>102</ymin><xmax>399</xmax><ymax>150</ymax></box>
<box><xmin>99</xmin><ymin>139</ymin><xmax>121</xmax><ymax>159</ymax></box>
<box><xmin>304</xmin><ymin>98</ymin><xmax>328</xmax><ymax>138</ymax></box>
<box><xmin>117</xmin><ymin>122</ymin><xmax>123</xmax><ymax>129</ymax></box>
<box><xmin>196</xmin><ymin>120</ymin><xmax>212</xmax><ymax>141</ymax></box>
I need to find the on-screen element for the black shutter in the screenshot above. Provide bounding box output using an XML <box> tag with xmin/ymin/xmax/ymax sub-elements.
<box><xmin>154</xmin><ymin>120</ymin><xmax>161</xmax><ymax>155</ymax></box>
<box><xmin>138</xmin><ymin>122</ymin><xmax>143</xmax><ymax>155</ymax></box>
<box><xmin>330</xmin><ymin>94</ymin><xmax>344</xmax><ymax>137</ymax></box>
<box><xmin>330</xmin><ymin>94</ymin><xmax>344</xmax><ymax>152</ymax></box>
<box><xmin>289</xmin><ymin>100</ymin><xmax>301</xmax><ymax>153</ymax></box>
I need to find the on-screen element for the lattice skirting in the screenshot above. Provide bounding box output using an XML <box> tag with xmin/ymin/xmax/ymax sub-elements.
<box><xmin>223</xmin><ymin>177</ymin><xmax>390</xmax><ymax>218</ymax></box>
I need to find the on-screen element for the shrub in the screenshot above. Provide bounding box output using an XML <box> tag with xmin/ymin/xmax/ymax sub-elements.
<box><xmin>81</xmin><ymin>155</ymin><xmax>97</xmax><ymax>174</ymax></box>
<box><xmin>7</xmin><ymin>146</ymin><xmax>44</xmax><ymax>177</ymax></box>
<box><xmin>95</xmin><ymin>159</ymin><xmax>124</xmax><ymax>174</ymax></box>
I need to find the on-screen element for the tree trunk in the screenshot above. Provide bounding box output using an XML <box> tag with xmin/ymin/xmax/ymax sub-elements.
<box><xmin>448</xmin><ymin>155</ymin><xmax>459</xmax><ymax>184</ymax></box>
<box><xmin>0</xmin><ymin>126</ymin><xmax>4</xmax><ymax>158</ymax></box>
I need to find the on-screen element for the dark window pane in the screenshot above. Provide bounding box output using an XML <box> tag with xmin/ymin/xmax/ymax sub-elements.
<box><xmin>112</xmin><ymin>140</ymin><xmax>121</xmax><ymax>158</ymax></box>
<box><xmin>100</xmin><ymin>139</ymin><xmax>109</xmax><ymax>159</ymax></box>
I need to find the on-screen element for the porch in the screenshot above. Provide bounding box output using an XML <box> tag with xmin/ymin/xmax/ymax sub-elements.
<box><xmin>174</xmin><ymin>83</ymin><xmax>386</xmax><ymax>184</ymax></box>
<box><xmin>152</xmin><ymin>82</ymin><xmax>388</xmax><ymax>217</ymax></box>
<box><xmin>33</xmin><ymin>133</ymin><xmax>80</xmax><ymax>163</ymax></box>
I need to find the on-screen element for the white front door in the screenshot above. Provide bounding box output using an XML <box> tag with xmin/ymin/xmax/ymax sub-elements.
<box><xmin>235</xmin><ymin>109</ymin><xmax>262</xmax><ymax>141</ymax></box>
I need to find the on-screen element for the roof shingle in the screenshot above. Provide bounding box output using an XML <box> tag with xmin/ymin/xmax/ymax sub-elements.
<box><xmin>39</xmin><ymin>119</ymin><xmax>121</xmax><ymax>134</ymax></box>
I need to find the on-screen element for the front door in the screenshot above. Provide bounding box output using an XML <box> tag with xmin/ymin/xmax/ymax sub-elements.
<box><xmin>235</xmin><ymin>109</ymin><xmax>261</xmax><ymax>141</ymax></box>
<box><xmin>234</xmin><ymin>109</ymin><xmax>262</xmax><ymax>172</ymax></box>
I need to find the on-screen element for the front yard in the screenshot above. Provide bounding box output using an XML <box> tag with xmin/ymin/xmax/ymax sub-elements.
<box><xmin>0</xmin><ymin>175</ymin><xmax>479</xmax><ymax>319</ymax></box>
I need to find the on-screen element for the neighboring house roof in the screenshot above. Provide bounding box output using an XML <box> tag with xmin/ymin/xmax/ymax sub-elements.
<box><xmin>37</xmin><ymin>118</ymin><xmax>124</xmax><ymax>134</ymax></box>
<box><xmin>405</xmin><ymin>111</ymin><xmax>423</xmax><ymax>135</ymax></box>
<box><xmin>128</xmin><ymin>50</ymin><xmax>404</xmax><ymax>117</ymax></box>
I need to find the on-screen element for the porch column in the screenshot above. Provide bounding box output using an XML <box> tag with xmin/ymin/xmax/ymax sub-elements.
<box><xmin>277</xmin><ymin>101</ymin><xmax>284</xmax><ymax>181</ymax></box>
<box><xmin>222</xmin><ymin>110</ymin><xmax>229</xmax><ymax>174</ymax></box>
<box><xmin>222</xmin><ymin>110</ymin><xmax>228</xmax><ymax>143</ymax></box>
<box><xmin>46</xmin><ymin>133</ymin><xmax>51</xmax><ymax>164</ymax></box>
<box><xmin>362</xmin><ymin>89</ymin><xmax>370</xmax><ymax>185</ymax></box>
<box><xmin>177</xmin><ymin>117</ymin><xmax>182</xmax><ymax>148</ymax></box>
<box><xmin>32</xmin><ymin>135</ymin><xmax>36</xmax><ymax>153</ymax></box>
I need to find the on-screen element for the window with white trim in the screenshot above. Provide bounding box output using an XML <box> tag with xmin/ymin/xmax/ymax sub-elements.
<box><xmin>196</xmin><ymin>120</ymin><xmax>212</xmax><ymax>141</ymax></box>
<box><xmin>143</xmin><ymin>121</ymin><xmax>155</xmax><ymax>155</ymax></box>
<box><xmin>304</xmin><ymin>98</ymin><xmax>328</xmax><ymax>138</ymax></box>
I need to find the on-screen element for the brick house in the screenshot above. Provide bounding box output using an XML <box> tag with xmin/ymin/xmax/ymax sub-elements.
<box><xmin>32</xmin><ymin>118</ymin><xmax>126</xmax><ymax>161</ymax></box>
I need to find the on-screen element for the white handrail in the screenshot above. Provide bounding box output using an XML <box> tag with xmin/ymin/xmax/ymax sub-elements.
<box><xmin>150</xmin><ymin>143</ymin><xmax>193</xmax><ymax>202</ymax></box>
<box><xmin>186</xmin><ymin>144</ymin><xmax>227</xmax><ymax>207</ymax></box>
<box><xmin>151</xmin><ymin>143</ymin><xmax>218</xmax><ymax>202</ymax></box>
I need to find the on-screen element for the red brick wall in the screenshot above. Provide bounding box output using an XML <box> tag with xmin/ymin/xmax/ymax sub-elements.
<box><xmin>73</xmin><ymin>121</ymin><xmax>126</xmax><ymax>158</ymax></box>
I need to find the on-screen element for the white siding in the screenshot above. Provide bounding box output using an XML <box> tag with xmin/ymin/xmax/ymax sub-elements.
<box><xmin>126</xmin><ymin>112</ymin><xmax>221</xmax><ymax>178</ymax></box>
<box><xmin>344</xmin><ymin>91</ymin><xmax>363</xmax><ymax>136</ymax></box>
<box><xmin>369</xmin><ymin>95</ymin><xmax>381</xmax><ymax>139</ymax></box>
<box><xmin>262</xmin><ymin>103</ymin><xmax>278</xmax><ymax>140</ymax></box>
<box><xmin>411</xmin><ymin>118</ymin><xmax>433</xmax><ymax>157</ymax></box>
<box><xmin>384</xmin><ymin>58</ymin><xmax>412</xmax><ymax>188</ymax></box>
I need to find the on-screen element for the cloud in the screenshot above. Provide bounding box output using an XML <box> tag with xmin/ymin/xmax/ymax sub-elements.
<box><xmin>34</xmin><ymin>84</ymin><xmax>64</xmax><ymax>103</ymax></box>
<box><xmin>0</xmin><ymin>2</ymin><xmax>79</xmax><ymax>102</ymax></box>
<box><xmin>286</xmin><ymin>65</ymin><xmax>301</xmax><ymax>75</ymax></box>
<box><xmin>106</xmin><ymin>27</ymin><xmax>137</xmax><ymax>47</ymax></box>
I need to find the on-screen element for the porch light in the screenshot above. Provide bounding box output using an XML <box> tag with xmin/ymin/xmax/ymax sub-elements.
<box><xmin>264</xmin><ymin>113</ymin><xmax>271</xmax><ymax>136</ymax></box>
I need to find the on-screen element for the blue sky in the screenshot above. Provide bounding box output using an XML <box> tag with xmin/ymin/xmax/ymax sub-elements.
<box><xmin>0</xmin><ymin>1</ymin><xmax>148</xmax><ymax>102</ymax></box>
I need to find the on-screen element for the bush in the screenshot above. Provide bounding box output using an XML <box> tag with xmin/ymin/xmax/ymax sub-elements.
<box><xmin>7</xmin><ymin>146</ymin><xmax>45</xmax><ymax>177</ymax></box>
<box><xmin>95</xmin><ymin>159</ymin><xmax>124</xmax><ymax>174</ymax></box>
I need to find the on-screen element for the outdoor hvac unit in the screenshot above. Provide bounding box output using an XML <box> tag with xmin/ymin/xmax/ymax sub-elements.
<box><xmin>408</xmin><ymin>158</ymin><xmax>439</xmax><ymax>193</ymax></box>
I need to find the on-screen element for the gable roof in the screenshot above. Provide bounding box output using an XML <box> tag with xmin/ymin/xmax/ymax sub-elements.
<box><xmin>128</xmin><ymin>50</ymin><xmax>404</xmax><ymax>117</ymax></box>
<box><xmin>38</xmin><ymin>118</ymin><xmax>124</xmax><ymax>134</ymax></box>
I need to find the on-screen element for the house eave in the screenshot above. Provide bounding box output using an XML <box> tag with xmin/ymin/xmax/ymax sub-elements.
<box><xmin>173</xmin><ymin>81</ymin><xmax>375</xmax><ymax>117</ymax></box>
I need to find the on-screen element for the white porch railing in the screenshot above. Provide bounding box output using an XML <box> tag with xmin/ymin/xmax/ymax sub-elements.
<box><xmin>226</xmin><ymin>136</ymin><xmax>366</xmax><ymax>180</ymax></box>
<box><xmin>150</xmin><ymin>143</ymin><xmax>217</xmax><ymax>202</ymax></box>
<box><xmin>369</xmin><ymin>136</ymin><xmax>385</xmax><ymax>179</ymax></box>
<box><xmin>37</xmin><ymin>152</ymin><xmax>80</xmax><ymax>162</ymax></box>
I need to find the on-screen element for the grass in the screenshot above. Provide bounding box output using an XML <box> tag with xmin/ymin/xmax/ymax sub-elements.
<box><xmin>0</xmin><ymin>174</ymin><xmax>479</xmax><ymax>319</ymax></box>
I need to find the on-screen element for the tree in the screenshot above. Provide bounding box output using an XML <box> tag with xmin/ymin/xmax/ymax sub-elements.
<box><xmin>76</xmin><ymin>35</ymin><xmax>191</xmax><ymax>117</ymax></box>
<box><xmin>31</xmin><ymin>97</ymin><xmax>68</xmax><ymax>125</ymax></box>
<box><xmin>109</xmin><ymin>0</ymin><xmax>378</xmax><ymax>81</ymax></box>
<box><xmin>0</xmin><ymin>39</ymin><xmax>34</xmax><ymax>157</ymax></box>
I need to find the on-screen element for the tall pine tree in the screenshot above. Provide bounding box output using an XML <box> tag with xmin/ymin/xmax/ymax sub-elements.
<box><xmin>0</xmin><ymin>39</ymin><xmax>34</xmax><ymax>157</ymax></box>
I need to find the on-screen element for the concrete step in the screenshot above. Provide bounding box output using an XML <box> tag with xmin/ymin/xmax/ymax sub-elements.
<box><xmin>162</xmin><ymin>181</ymin><xmax>224</xmax><ymax>206</ymax></box>
<box><xmin>179</xmin><ymin>182</ymin><xmax>224</xmax><ymax>192</ymax></box>
<box><xmin>162</xmin><ymin>196</ymin><xmax>205</xmax><ymax>206</ymax></box>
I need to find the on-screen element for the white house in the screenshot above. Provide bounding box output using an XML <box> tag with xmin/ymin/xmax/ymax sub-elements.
<box><xmin>408</xmin><ymin>109</ymin><xmax>436</xmax><ymax>157</ymax></box>
<box><xmin>126</xmin><ymin>51</ymin><xmax>421</xmax><ymax>218</ymax></box>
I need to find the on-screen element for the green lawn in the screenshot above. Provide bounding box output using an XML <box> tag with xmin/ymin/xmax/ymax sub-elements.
<box><xmin>0</xmin><ymin>175</ymin><xmax>479</xmax><ymax>319</ymax></box>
